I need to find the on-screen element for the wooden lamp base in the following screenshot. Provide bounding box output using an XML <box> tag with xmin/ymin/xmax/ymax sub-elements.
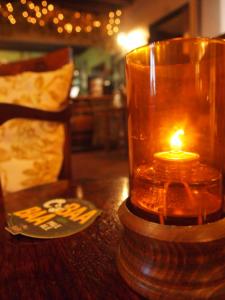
<box><xmin>117</xmin><ymin>200</ymin><xmax>225</xmax><ymax>300</ymax></box>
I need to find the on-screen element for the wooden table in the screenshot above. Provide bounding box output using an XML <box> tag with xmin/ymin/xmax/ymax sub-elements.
<box><xmin>0</xmin><ymin>178</ymin><xmax>145</xmax><ymax>300</ymax></box>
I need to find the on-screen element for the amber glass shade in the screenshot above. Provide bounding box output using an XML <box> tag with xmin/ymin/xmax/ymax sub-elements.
<box><xmin>126</xmin><ymin>37</ymin><xmax>225</xmax><ymax>225</ymax></box>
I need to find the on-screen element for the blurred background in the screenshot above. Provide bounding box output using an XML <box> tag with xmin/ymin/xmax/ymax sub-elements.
<box><xmin>0</xmin><ymin>0</ymin><xmax>225</xmax><ymax>182</ymax></box>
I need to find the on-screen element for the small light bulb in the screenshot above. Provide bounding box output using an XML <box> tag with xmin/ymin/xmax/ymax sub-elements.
<box><xmin>36</xmin><ymin>12</ymin><xmax>41</xmax><ymax>18</ymax></box>
<box><xmin>64</xmin><ymin>23</ymin><xmax>73</xmax><ymax>33</ymax></box>
<box><xmin>57</xmin><ymin>26</ymin><xmax>63</xmax><ymax>33</ymax></box>
<box><xmin>58</xmin><ymin>13</ymin><xmax>64</xmax><ymax>20</ymax></box>
<box><xmin>116</xmin><ymin>10</ymin><xmax>122</xmax><ymax>16</ymax></box>
<box><xmin>39</xmin><ymin>19</ymin><xmax>45</xmax><ymax>26</ymax></box>
<box><xmin>75</xmin><ymin>26</ymin><xmax>81</xmax><ymax>32</ymax></box>
<box><xmin>42</xmin><ymin>8</ymin><xmax>47</xmax><ymax>15</ymax></box>
<box><xmin>115</xmin><ymin>18</ymin><xmax>120</xmax><ymax>25</ymax></box>
<box><xmin>109</xmin><ymin>11</ymin><xmax>114</xmax><ymax>18</ymax></box>
<box><xmin>53</xmin><ymin>17</ymin><xmax>59</xmax><ymax>24</ymax></box>
<box><xmin>85</xmin><ymin>25</ymin><xmax>92</xmax><ymax>32</ymax></box>
<box><xmin>29</xmin><ymin>2</ymin><xmax>35</xmax><ymax>10</ymax></box>
<box><xmin>74</xmin><ymin>12</ymin><xmax>80</xmax><ymax>19</ymax></box>
<box><xmin>22</xmin><ymin>11</ymin><xmax>28</xmax><ymax>18</ymax></box>
<box><xmin>48</xmin><ymin>4</ymin><xmax>54</xmax><ymax>11</ymax></box>
<box><xmin>93</xmin><ymin>20</ymin><xmax>101</xmax><ymax>27</ymax></box>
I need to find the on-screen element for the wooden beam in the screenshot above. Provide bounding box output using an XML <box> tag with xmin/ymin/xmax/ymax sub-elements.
<box><xmin>53</xmin><ymin>0</ymin><xmax>133</xmax><ymax>13</ymax></box>
<box><xmin>0</xmin><ymin>34</ymin><xmax>94</xmax><ymax>52</ymax></box>
<box><xmin>0</xmin><ymin>39</ymin><xmax>87</xmax><ymax>53</ymax></box>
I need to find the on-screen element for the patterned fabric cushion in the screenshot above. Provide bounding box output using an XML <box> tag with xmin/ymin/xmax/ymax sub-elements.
<box><xmin>0</xmin><ymin>62</ymin><xmax>73</xmax><ymax>193</ymax></box>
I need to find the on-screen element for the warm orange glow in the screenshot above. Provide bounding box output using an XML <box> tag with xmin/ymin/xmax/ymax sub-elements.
<box><xmin>41</xmin><ymin>1</ymin><xmax>47</xmax><ymax>7</ymax></box>
<box><xmin>85</xmin><ymin>25</ymin><xmax>92</xmax><ymax>32</ymax></box>
<box><xmin>34</xmin><ymin>5</ymin><xmax>40</xmax><ymax>12</ymax></box>
<box><xmin>115</xmin><ymin>18</ymin><xmax>120</xmax><ymax>25</ymax></box>
<box><xmin>154</xmin><ymin>129</ymin><xmax>199</xmax><ymax>162</ymax></box>
<box><xmin>39</xmin><ymin>19</ymin><xmax>45</xmax><ymax>26</ymax></box>
<box><xmin>109</xmin><ymin>11</ymin><xmax>114</xmax><ymax>18</ymax></box>
<box><xmin>116</xmin><ymin>9</ymin><xmax>122</xmax><ymax>16</ymax></box>
<box><xmin>170</xmin><ymin>129</ymin><xmax>184</xmax><ymax>152</ymax></box>
<box><xmin>28</xmin><ymin>2</ymin><xmax>35</xmax><ymax>10</ymax></box>
<box><xmin>75</xmin><ymin>26</ymin><xmax>81</xmax><ymax>32</ymax></box>
<box><xmin>117</xmin><ymin>29</ymin><xmax>149</xmax><ymax>52</ymax></box>
<box><xmin>22</xmin><ymin>11</ymin><xmax>28</xmax><ymax>18</ymax></box>
<box><xmin>93</xmin><ymin>20</ymin><xmax>101</xmax><ymax>27</ymax></box>
<box><xmin>57</xmin><ymin>26</ymin><xmax>63</xmax><ymax>33</ymax></box>
<box><xmin>58</xmin><ymin>13</ymin><xmax>64</xmax><ymax>20</ymax></box>
<box><xmin>42</xmin><ymin>8</ymin><xmax>47</xmax><ymax>15</ymax></box>
<box><xmin>6</xmin><ymin>3</ymin><xmax>13</xmax><ymax>13</ymax></box>
<box><xmin>53</xmin><ymin>17</ymin><xmax>59</xmax><ymax>24</ymax></box>
<box><xmin>74</xmin><ymin>12</ymin><xmax>81</xmax><ymax>19</ymax></box>
<box><xmin>48</xmin><ymin>4</ymin><xmax>54</xmax><ymax>11</ymax></box>
<box><xmin>36</xmin><ymin>12</ymin><xmax>41</xmax><ymax>18</ymax></box>
<box><xmin>64</xmin><ymin>23</ymin><xmax>73</xmax><ymax>33</ymax></box>
<box><xmin>127</xmin><ymin>40</ymin><xmax>224</xmax><ymax>224</ymax></box>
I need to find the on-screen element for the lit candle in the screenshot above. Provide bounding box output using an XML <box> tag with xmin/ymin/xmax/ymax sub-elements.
<box><xmin>132</xmin><ymin>128</ymin><xmax>221</xmax><ymax>225</ymax></box>
<box><xmin>152</xmin><ymin>129</ymin><xmax>201</xmax><ymax>223</ymax></box>
<box><xmin>154</xmin><ymin>129</ymin><xmax>199</xmax><ymax>163</ymax></box>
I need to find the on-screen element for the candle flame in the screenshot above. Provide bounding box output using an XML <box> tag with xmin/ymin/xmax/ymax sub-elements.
<box><xmin>170</xmin><ymin>129</ymin><xmax>184</xmax><ymax>152</ymax></box>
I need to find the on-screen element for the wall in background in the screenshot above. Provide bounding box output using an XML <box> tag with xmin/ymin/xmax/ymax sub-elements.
<box><xmin>121</xmin><ymin>0</ymin><xmax>225</xmax><ymax>39</ymax></box>
<box><xmin>0</xmin><ymin>50</ymin><xmax>43</xmax><ymax>63</ymax></box>
<box><xmin>121</xmin><ymin>0</ymin><xmax>188</xmax><ymax>33</ymax></box>
<box><xmin>201</xmin><ymin>0</ymin><xmax>225</xmax><ymax>37</ymax></box>
<box><xmin>220</xmin><ymin>0</ymin><xmax>225</xmax><ymax>36</ymax></box>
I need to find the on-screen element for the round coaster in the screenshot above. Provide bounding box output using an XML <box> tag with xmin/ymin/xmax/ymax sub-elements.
<box><xmin>6</xmin><ymin>197</ymin><xmax>102</xmax><ymax>239</ymax></box>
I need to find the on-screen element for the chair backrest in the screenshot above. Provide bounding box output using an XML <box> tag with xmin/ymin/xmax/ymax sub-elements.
<box><xmin>0</xmin><ymin>48</ymin><xmax>72</xmax><ymax>75</ymax></box>
<box><xmin>0</xmin><ymin>48</ymin><xmax>74</xmax><ymax>193</ymax></box>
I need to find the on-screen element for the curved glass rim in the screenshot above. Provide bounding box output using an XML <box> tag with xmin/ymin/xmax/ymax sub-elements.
<box><xmin>126</xmin><ymin>36</ymin><xmax>225</xmax><ymax>63</ymax></box>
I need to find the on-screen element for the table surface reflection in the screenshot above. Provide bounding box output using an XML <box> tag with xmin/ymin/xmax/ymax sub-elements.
<box><xmin>0</xmin><ymin>178</ymin><xmax>145</xmax><ymax>300</ymax></box>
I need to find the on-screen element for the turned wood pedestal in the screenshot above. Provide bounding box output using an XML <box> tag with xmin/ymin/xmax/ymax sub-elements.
<box><xmin>117</xmin><ymin>200</ymin><xmax>225</xmax><ymax>300</ymax></box>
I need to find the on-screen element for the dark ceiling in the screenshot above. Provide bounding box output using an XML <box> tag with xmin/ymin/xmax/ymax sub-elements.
<box><xmin>52</xmin><ymin>0</ymin><xmax>133</xmax><ymax>13</ymax></box>
<box><xmin>0</xmin><ymin>0</ymin><xmax>134</xmax><ymax>52</ymax></box>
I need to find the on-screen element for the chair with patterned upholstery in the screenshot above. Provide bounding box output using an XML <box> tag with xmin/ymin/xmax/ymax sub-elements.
<box><xmin>0</xmin><ymin>48</ymin><xmax>74</xmax><ymax>193</ymax></box>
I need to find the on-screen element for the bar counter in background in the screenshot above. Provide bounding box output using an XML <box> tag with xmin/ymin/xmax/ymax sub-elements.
<box><xmin>70</xmin><ymin>94</ymin><xmax>127</xmax><ymax>152</ymax></box>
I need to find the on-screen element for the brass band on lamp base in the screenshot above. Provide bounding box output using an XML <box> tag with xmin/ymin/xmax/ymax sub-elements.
<box><xmin>117</xmin><ymin>199</ymin><xmax>225</xmax><ymax>300</ymax></box>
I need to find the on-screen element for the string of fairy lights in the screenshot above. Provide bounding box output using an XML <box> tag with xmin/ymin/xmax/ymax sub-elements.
<box><xmin>0</xmin><ymin>1</ymin><xmax>122</xmax><ymax>36</ymax></box>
